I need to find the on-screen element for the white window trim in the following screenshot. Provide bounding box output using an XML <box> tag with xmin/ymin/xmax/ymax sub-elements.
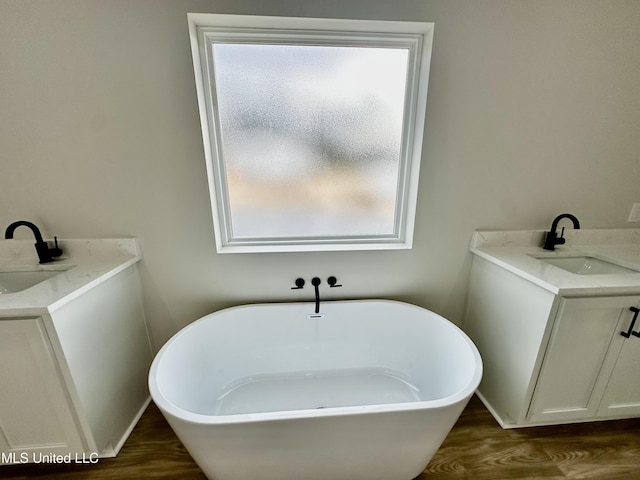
<box><xmin>187</xmin><ymin>13</ymin><xmax>434</xmax><ymax>254</ymax></box>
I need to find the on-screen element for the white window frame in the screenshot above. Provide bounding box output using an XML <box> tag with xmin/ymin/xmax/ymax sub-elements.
<box><xmin>187</xmin><ymin>13</ymin><xmax>434</xmax><ymax>253</ymax></box>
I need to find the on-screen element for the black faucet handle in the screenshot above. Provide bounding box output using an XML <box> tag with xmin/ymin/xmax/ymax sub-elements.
<box><xmin>49</xmin><ymin>236</ymin><xmax>63</xmax><ymax>257</ymax></box>
<box><xmin>291</xmin><ymin>278</ymin><xmax>305</xmax><ymax>290</ymax></box>
<box><xmin>34</xmin><ymin>236</ymin><xmax>64</xmax><ymax>263</ymax></box>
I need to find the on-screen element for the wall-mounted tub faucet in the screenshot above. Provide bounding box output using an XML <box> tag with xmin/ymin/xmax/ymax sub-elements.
<box><xmin>291</xmin><ymin>276</ymin><xmax>342</xmax><ymax>314</ymax></box>
<box><xmin>4</xmin><ymin>220</ymin><xmax>63</xmax><ymax>263</ymax></box>
<box><xmin>542</xmin><ymin>213</ymin><xmax>581</xmax><ymax>251</ymax></box>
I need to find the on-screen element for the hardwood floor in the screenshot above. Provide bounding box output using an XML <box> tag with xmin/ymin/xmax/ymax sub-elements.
<box><xmin>421</xmin><ymin>396</ymin><xmax>640</xmax><ymax>480</ymax></box>
<box><xmin>3</xmin><ymin>395</ymin><xmax>639</xmax><ymax>479</ymax></box>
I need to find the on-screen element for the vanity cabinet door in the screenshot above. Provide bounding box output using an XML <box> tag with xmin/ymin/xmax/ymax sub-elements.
<box><xmin>596</xmin><ymin>303</ymin><xmax>640</xmax><ymax>417</ymax></box>
<box><xmin>0</xmin><ymin>317</ymin><xmax>86</xmax><ymax>463</ymax></box>
<box><xmin>527</xmin><ymin>296</ymin><xmax>640</xmax><ymax>424</ymax></box>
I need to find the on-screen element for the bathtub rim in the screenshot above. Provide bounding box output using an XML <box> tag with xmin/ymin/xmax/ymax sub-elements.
<box><xmin>149</xmin><ymin>299</ymin><xmax>483</xmax><ymax>425</ymax></box>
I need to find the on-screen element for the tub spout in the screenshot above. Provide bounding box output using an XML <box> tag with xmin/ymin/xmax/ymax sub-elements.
<box><xmin>311</xmin><ymin>277</ymin><xmax>321</xmax><ymax>313</ymax></box>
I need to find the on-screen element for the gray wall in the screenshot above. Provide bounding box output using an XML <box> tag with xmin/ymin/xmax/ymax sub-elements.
<box><xmin>2</xmin><ymin>0</ymin><xmax>639</xmax><ymax>348</ymax></box>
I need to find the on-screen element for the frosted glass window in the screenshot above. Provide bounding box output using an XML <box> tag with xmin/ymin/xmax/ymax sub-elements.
<box><xmin>188</xmin><ymin>14</ymin><xmax>434</xmax><ymax>253</ymax></box>
<box><xmin>214</xmin><ymin>44</ymin><xmax>407</xmax><ymax>238</ymax></box>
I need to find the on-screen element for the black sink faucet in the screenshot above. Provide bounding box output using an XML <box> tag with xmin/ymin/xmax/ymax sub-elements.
<box><xmin>4</xmin><ymin>220</ymin><xmax>63</xmax><ymax>264</ymax></box>
<box><xmin>542</xmin><ymin>213</ymin><xmax>581</xmax><ymax>251</ymax></box>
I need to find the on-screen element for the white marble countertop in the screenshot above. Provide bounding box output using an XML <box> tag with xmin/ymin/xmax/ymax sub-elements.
<box><xmin>0</xmin><ymin>238</ymin><xmax>141</xmax><ymax>315</ymax></box>
<box><xmin>470</xmin><ymin>229</ymin><xmax>640</xmax><ymax>295</ymax></box>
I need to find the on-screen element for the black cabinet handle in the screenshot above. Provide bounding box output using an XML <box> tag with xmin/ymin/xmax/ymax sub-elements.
<box><xmin>632</xmin><ymin>306</ymin><xmax>640</xmax><ymax>338</ymax></box>
<box><xmin>620</xmin><ymin>306</ymin><xmax>640</xmax><ymax>338</ymax></box>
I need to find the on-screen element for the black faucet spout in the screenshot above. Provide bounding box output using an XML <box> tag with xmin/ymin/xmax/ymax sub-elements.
<box><xmin>311</xmin><ymin>277</ymin><xmax>321</xmax><ymax>314</ymax></box>
<box><xmin>550</xmin><ymin>213</ymin><xmax>580</xmax><ymax>232</ymax></box>
<box><xmin>542</xmin><ymin>213</ymin><xmax>581</xmax><ymax>251</ymax></box>
<box><xmin>5</xmin><ymin>220</ymin><xmax>44</xmax><ymax>242</ymax></box>
<box><xmin>4</xmin><ymin>220</ymin><xmax>62</xmax><ymax>264</ymax></box>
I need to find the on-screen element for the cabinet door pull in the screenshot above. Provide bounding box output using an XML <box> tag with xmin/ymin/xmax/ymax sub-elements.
<box><xmin>621</xmin><ymin>306</ymin><xmax>640</xmax><ymax>338</ymax></box>
<box><xmin>632</xmin><ymin>306</ymin><xmax>640</xmax><ymax>338</ymax></box>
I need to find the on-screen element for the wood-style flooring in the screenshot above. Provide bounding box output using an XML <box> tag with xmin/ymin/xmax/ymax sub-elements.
<box><xmin>3</xmin><ymin>395</ymin><xmax>639</xmax><ymax>479</ymax></box>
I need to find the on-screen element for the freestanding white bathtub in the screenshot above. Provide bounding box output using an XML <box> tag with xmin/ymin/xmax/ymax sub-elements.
<box><xmin>149</xmin><ymin>300</ymin><xmax>482</xmax><ymax>480</ymax></box>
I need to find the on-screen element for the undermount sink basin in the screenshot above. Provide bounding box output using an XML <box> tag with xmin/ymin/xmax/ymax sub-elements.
<box><xmin>537</xmin><ymin>256</ymin><xmax>638</xmax><ymax>275</ymax></box>
<box><xmin>0</xmin><ymin>268</ymin><xmax>70</xmax><ymax>294</ymax></box>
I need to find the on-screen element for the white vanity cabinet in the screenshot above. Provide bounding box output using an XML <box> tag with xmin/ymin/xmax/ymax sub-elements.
<box><xmin>0</xmin><ymin>317</ymin><xmax>86</xmax><ymax>458</ymax></box>
<box><xmin>596</xmin><ymin>304</ymin><xmax>640</xmax><ymax>418</ymax></box>
<box><xmin>464</xmin><ymin>253</ymin><xmax>640</xmax><ymax>428</ymax></box>
<box><xmin>0</xmin><ymin>258</ymin><xmax>152</xmax><ymax>464</ymax></box>
<box><xmin>528</xmin><ymin>296</ymin><xmax>640</xmax><ymax>423</ymax></box>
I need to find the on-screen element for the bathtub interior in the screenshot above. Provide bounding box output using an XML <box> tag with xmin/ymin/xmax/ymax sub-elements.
<box><xmin>154</xmin><ymin>301</ymin><xmax>480</xmax><ymax>417</ymax></box>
